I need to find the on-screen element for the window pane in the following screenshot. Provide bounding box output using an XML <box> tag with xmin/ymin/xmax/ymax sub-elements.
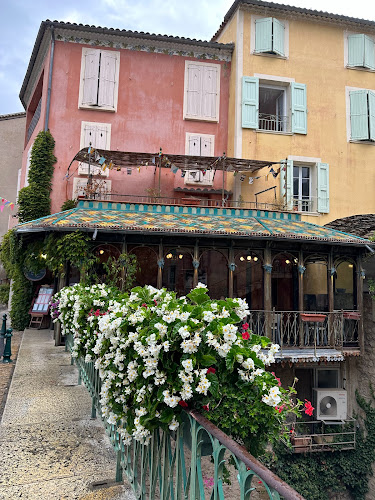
<box><xmin>302</xmin><ymin>166</ymin><xmax>310</xmax><ymax>179</ymax></box>
<box><xmin>293</xmin><ymin>178</ymin><xmax>299</xmax><ymax>197</ymax></box>
<box><xmin>302</xmin><ymin>178</ymin><xmax>309</xmax><ymax>197</ymax></box>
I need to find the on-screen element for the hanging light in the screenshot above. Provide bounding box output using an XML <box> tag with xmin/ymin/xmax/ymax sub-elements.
<box><xmin>285</xmin><ymin>259</ymin><xmax>291</xmax><ymax>264</ymax></box>
<box><xmin>240</xmin><ymin>256</ymin><xmax>245</xmax><ymax>262</ymax></box>
<box><xmin>348</xmin><ymin>264</ymin><xmax>353</xmax><ymax>268</ymax></box>
<box><xmin>178</xmin><ymin>254</ymin><xmax>184</xmax><ymax>259</ymax></box>
<box><xmin>247</xmin><ymin>255</ymin><xmax>252</xmax><ymax>261</ymax></box>
<box><xmin>166</xmin><ymin>253</ymin><xmax>173</xmax><ymax>259</ymax></box>
<box><xmin>253</xmin><ymin>256</ymin><xmax>258</xmax><ymax>262</ymax></box>
<box><xmin>99</xmin><ymin>249</ymin><xmax>105</xmax><ymax>255</ymax></box>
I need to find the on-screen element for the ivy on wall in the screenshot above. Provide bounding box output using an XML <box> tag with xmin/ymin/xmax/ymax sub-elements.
<box><xmin>17</xmin><ymin>130</ymin><xmax>56</xmax><ymax>223</ymax></box>
<box><xmin>266</xmin><ymin>390</ymin><xmax>375</xmax><ymax>500</ymax></box>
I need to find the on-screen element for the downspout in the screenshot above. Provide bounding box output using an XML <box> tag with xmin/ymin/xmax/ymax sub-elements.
<box><xmin>44</xmin><ymin>25</ymin><xmax>55</xmax><ymax>131</ymax></box>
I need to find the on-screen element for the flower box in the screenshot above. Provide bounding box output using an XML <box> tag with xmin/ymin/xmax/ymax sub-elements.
<box><xmin>343</xmin><ymin>312</ymin><xmax>360</xmax><ymax>320</ymax></box>
<box><xmin>300</xmin><ymin>313</ymin><xmax>327</xmax><ymax>323</ymax></box>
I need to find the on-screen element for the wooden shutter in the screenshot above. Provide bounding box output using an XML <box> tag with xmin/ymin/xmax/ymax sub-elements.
<box><xmin>364</xmin><ymin>35</ymin><xmax>375</xmax><ymax>70</ymax></box>
<box><xmin>202</xmin><ymin>65</ymin><xmax>219</xmax><ymax>121</ymax></box>
<box><xmin>280</xmin><ymin>160</ymin><xmax>293</xmax><ymax>209</ymax></box>
<box><xmin>317</xmin><ymin>163</ymin><xmax>329</xmax><ymax>213</ymax></box>
<box><xmin>350</xmin><ymin>90</ymin><xmax>369</xmax><ymax>140</ymax></box>
<box><xmin>242</xmin><ymin>77</ymin><xmax>259</xmax><ymax>129</ymax></box>
<box><xmin>82</xmin><ymin>49</ymin><xmax>100</xmax><ymax>105</ymax></box>
<box><xmin>187</xmin><ymin>135</ymin><xmax>201</xmax><ymax>156</ymax></box>
<box><xmin>79</xmin><ymin>122</ymin><xmax>111</xmax><ymax>176</ymax></box>
<box><xmin>368</xmin><ymin>90</ymin><xmax>375</xmax><ymax>141</ymax></box>
<box><xmin>272</xmin><ymin>18</ymin><xmax>285</xmax><ymax>56</ymax></box>
<box><xmin>348</xmin><ymin>34</ymin><xmax>365</xmax><ymax>67</ymax></box>
<box><xmin>186</xmin><ymin>63</ymin><xmax>202</xmax><ymax>118</ymax></box>
<box><xmin>291</xmin><ymin>82</ymin><xmax>307</xmax><ymax>134</ymax></box>
<box><xmin>98</xmin><ymin>51</ymin><xmax>117</xmax><ymax>108</ymax></box>
<box><xmin>200</xmin><ymin>136</ymin><xmax>213</xmax><ymax>156</ymax></box>
<box><xmin>255</xmin><ymin>18</ymin><xmax>273</xmax><ymax>53</ymax></box>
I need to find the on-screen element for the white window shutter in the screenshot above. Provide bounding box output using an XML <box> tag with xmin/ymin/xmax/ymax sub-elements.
<box><xmin>364</xmin><ymin>36</ymin><xmax>375</xmax><ymax>70</ymax></box>
<box><xmin>98</xmin><ymin>51</ymin><xmax>117</xmax><ymax>108</ymax></box>
<box><xmin>272</xmin><ymin>18</ymin><xmax>285</xmax><ymax>56</ymax></box>
<box><xmin>242</xmin><ymin>76</ymin><xmax>259</xmax><ymax>129</ymax></box>
<box><xmin>202</xmin><ymin>65</ymin><xmax>218</xmax><ymax>121</ymax></box>
<box><xmin>317</xmin><ymin>163</ymin><xmax>329</xmax><ymax>213</ymax></box>
<box><xmin>255</xmin><ymin>18</ymin><xmax>273</xmax><ymax>53</ymax></box>
<box><xmin>188</xmin><ymin>135</ymin><xmax>202</xmax><ymax>155</ymax></box>
<box><xmin>82</xmin><ymin>49</ymin><xmax>100</xmax><ymax>105</ymax></box>
<box><xmin>291</xmin><ymin>82</ymin><xmax>307</xmax><ymax>134</ymax></box>
<box><xmin>200</xmin><ymin>136</ymin><xmax>213</xmax><ymax>156</ymax></box>
<box><xmin>186</xmin><ymin>63</ymin><xmax>202</xmax><ymax>118</ymax></box>
<box><xmin>79</xmin><ymin>122</ymin><xmax>111</xmax><ymax>176</ymax></box>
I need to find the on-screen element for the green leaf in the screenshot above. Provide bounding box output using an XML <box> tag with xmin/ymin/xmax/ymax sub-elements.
<box><xmin>160</xmin><ymin>407</ymin><xmax>174</xmax><ymax>423</ymax></box>
<box><xmin>197</xmin><ymin>353</ymin><xmax>217</xmax><ymax>367</ymax></box>
<box><xmin>207</xmin><ymin>373</ymin><xmax>219</xmax><ymax>397</ymax></box>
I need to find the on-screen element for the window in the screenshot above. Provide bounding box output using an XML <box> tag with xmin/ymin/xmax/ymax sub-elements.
<box><xmin>24</xmin><ymin>145</ymin><xmax>32</xmax><ymax>188</ymax></box>
<box><xmin>280</xmin><ymin>159</ymin><xmax>329</xmax><ymax>213</ymax></box>
<box><xmin>185</xmin><ymin>133</ymin><xmax>215</xmax><ymax>185</ymax></box>
<box><xmin>78</xmin><ymin>122</ymin><xmax>111</xmax><ymax>176</ymax></box>
<box><xmin>73</xmin><ymin>177</ymin><xmax>111</xmax><ymax>200</ymax></box>
<box><xmin>255</xmin><ymin>17</ymin><xmax>285</xmax><ymax>57</ymax></box>
<box><xmin>78</xmin><ymin>48</ymin><xmax>120</xmax><ymax>111</ymax></box>
<box><xmin>242</xmin><ymin>77</ymin><xmax>307</xmax><ymax>134</ymax></box>
<box><xmin>183</xmin><ymin>61</ymin><xmax>220</xmax><ymax>122</ymax></box>
<box><xmin>349</xmin><ymin>89</ymin><xmax>375</xmax><ymax>141</ymax></box>
<box><xmin>347</xmin><ymin>34</ymin><xmax>375</xmax><ymax>70</ymax></box>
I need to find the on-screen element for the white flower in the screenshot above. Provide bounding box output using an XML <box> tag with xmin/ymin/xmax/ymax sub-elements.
<box><xmin>182</xmin><ymin>359</ymin><xmax>193</xmax><ymax>372</ymax></box>
<box><xmin>203</xmin><ymin>311</ymin><xmax>215</xmax><ymax>323</ymax></box>
<box><xmin>195</xmin><ymin>282</ymin><xmax>207</xmax><ymax>289</ymax></box>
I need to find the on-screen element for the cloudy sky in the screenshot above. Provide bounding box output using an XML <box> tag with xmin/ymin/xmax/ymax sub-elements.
<box><xmin>1</xmin><ymin>0</ymin><xmax>375</xmax><ymax>115</ymax></box>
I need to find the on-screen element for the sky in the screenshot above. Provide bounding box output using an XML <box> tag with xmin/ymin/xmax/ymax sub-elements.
<box><xmin>1</xmin><ymin>0</ymin><xmax>375</xmax><ymax>115</ymax></box>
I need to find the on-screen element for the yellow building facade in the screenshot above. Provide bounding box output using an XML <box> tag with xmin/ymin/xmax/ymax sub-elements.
<box><xmin>214</xmin><ymin>1</ymin><xmax>375</xmax><ymax>225</ymax></box>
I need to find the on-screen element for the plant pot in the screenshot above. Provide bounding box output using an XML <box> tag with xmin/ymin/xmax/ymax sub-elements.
<box><xmin>291</xmin><ymin>436</ymin><xmax>312</xmax><ymax>453</ymax></box>
<box><xmin>300</xmin><ymin>313</ymin><xmax>327</xmax><ymax>323</ymax></box>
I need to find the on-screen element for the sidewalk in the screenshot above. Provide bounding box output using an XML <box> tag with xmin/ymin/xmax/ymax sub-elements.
<box><xmin>0</xmin><ymin>329</ymin><xmax>135</xmax><ymax>500</ymax></box>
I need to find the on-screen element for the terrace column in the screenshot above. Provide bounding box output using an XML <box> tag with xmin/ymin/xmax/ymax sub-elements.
<box><xmin>298</xmin><ymin>249</ymin><xmax>305</xmax><ymax>347</ymax></box>
<box><xmin>328</xmin><ymin>251</ymin><xmax>335</xmax><ymax>346</ymax></box>
<box><xmin>193</xmin><ymin>240</ymin><xmax>199</xmax><ymax>288</ymax></box>
<box><xmin>263</xmin><ymin>244</ymin><xmax>272</xmax><ymax>339</ymax></box>
<box><xmin>357</xmin><ymin>254</ymin><xmax>364</xmax><ymax>354</ymax></box>
<box><xmin>228</xmin><ymin>245</ymin><xmax>234</xmax><ymax>298</ymax></box>
<box><xmin>157</xmin><ymin>241</ymin><xmax>163</xmax><ymax>289</ymax></box>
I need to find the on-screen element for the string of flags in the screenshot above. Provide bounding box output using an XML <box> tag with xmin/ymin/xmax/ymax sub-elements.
<box><xmin>246</xmin><ymin>166</ymin><xmax>281</xmax><ymax>184</ymax></box>
<box><xmin>0</xmin><ymin>197</ymin><xmax>15</xmax><ymax>212</ymax></box>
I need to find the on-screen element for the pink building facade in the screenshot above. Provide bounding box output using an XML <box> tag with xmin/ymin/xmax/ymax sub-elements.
<box><xmin>19</xmin><ymin>22</ymin><xmax>233</xmax><ymax>214</ymax></box>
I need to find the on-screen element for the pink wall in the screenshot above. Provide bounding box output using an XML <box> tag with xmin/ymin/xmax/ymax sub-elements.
<box><xmin>21</xmin><ymin>40</ymin><xmax>230</xmax><ymax>214</ymax></box>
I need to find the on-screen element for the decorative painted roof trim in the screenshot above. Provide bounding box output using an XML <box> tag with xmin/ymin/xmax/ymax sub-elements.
<box><xmin>213</xmin><ymin>0</ymin><xmax>375</xmax><ymax>41</ymax></box>
<box><xmin>20</xmin><ymin>21</ymin><xmax>234</xmax><ymax>108</ymax></box>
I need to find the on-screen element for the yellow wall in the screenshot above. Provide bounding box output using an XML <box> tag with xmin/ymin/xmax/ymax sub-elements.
<box><xmin>217</xmin><ymin>7</ymin><xmax>375</xmax><ymax>224</ymax></box>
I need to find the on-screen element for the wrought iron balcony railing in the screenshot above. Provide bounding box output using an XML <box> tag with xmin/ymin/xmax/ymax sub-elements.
<box><xmin>65</xmin><ymin>334</ymin><xmax>305</xmax><ymax>499</ymax></box>
<box><xmin>247</xmin><ymin>310</ymin><xmax>360</xmax><ymax>354</ymax></box>
<box><xmin>259</xmin><ymin>113</ymin><xmax>289</xmax><ymax>132</ymax></box>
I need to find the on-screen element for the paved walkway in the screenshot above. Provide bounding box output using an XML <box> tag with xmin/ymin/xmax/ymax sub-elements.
<box><xmin>0</xmin><ymin>329</ymin><xmax>135</xmax><ymax>500</ymax></box>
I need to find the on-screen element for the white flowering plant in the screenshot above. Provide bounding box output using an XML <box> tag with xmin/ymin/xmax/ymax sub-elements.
<box><xmin>52</xmin><ymin>282</ymin><xmax>302</xmax><ymax>456</ymax></box>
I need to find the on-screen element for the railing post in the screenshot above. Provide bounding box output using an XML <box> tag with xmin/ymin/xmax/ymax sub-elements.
<box><xmin>0</xmin><ymin>313</ymin><xmax>7</xmax><ymax>358</ymax></box>
<box><xmin>2</xmin><ymin>328</ymin><xmax>13</xmax><ymax>363</ymax></box>
<box><xmin>264</xmin><ymin>245</ymin><xmax>272</xmax><ymax>340</ymax></box>
<box><xmin>116</xmin><ymin>450</ymin><xmax>123</xmax><ymax>482</ymax></box>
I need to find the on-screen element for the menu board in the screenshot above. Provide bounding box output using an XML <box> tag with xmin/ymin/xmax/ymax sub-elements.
<box><xmin>31</xmin><ymin>286</ymin><xmax>54</xmax><ymax>314</ymax></box>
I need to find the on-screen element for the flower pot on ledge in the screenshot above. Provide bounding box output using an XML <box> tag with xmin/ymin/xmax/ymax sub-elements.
<box><xmin>291</xmin><ymin>436</ymin><xmax>312</xmax><ymax>453</ymax></box>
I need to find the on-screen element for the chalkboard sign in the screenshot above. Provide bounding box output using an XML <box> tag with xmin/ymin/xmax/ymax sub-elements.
<box><xmin>30</xmin><ymin>286</ymin><xmax>54</xmax><ymax>315</ymax></box>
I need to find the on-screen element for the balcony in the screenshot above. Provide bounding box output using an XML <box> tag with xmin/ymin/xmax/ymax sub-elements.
<box><xmin>247</xmin><ymin>310</ymin><xmax>360</xmax><ymax>356</ymax></box>
<box><xmin>259</xmin><ymin>113</ymin><xmax>289</xmax><ymax>133</ymax></box>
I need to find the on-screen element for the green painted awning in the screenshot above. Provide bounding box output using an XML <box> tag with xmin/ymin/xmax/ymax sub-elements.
<box><xmin>16</xmin><ymin>201</ymin><xmax>371</xmax><ymax>246</ymax></box>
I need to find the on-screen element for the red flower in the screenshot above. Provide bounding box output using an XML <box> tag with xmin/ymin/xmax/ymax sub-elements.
<box><xmin>304</xmin><ymin>399</ymin><xmax>314</xmax><ymax>417</ymax></box>
<box><xmin>275</xmin><ymin>404</ymin><xmax>285</xmax><ymax>413</ymax></box>
<box><xmin>207</xmin><ymin>367</ymin><xmax>216</xmax><ymax>375</ymax></box>
<box><xmin>179</xmin><ymin>400</ymin><xmax>188</xmax><ymax>408</ymax></box>
<box><xmin>94</xmin><ymin>309</ymin><xmax>101</xmax><ymax>317</ymax></box>
<box><xmin>203</xmin><ymin>404</ymin><xmax>210</xmax><ymax>411</ymax></box>
<box><xmin>242</xmin><ymin>322</ymin><xmax>249</xmax><ymax>330</ymax></box>
<box><xmin>142</xmin><ymin>303</ymin><xmax>147</xmax><ymax>308</ymax></box>
<box><xmin>154</xmin><ymin>300</ymin><xmax>158</xmax><ymax>305</ymax></box>
<box><xmin>242</xmin><ymin>331</ymin><xmax>250</xmax><ymax>340</ymax></box>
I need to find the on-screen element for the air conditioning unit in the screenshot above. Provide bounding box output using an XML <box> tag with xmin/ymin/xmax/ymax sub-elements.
<box><xmin>314</xmin><ymin>389</ymin><xmax>347</xmax><ymax>421</ymax></box>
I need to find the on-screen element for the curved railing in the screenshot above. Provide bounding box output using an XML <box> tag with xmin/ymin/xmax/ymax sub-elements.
<box><xmin>65</xmin><ymin>334</ymin><xmax>305</xmax><ymax>500</ymax></box>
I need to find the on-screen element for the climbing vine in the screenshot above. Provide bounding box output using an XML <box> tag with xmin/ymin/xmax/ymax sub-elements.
<box><xmin>266</xmin><ymin>390</ymin><xmax>375</xmax><ymax>499</ymax></box>
<box><xmin>17</xmin><ymin>130</ymin><xmax>56</xmax><ymax>223</ymax></box>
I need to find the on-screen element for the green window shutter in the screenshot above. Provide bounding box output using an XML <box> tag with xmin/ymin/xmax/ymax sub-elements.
<box><xmin>280</xmin><ymin>159</ymin><xmax>293</xmax><ymax>209</ymax></box>
<box><xmin>255</xmin><ymin>18</ymin><xmax>273</xmax><ymax>53</ymax></box>
<box><xmin>364</xmin><ymin>35</ymin><xmax>375</xmax><ymax>70</ymax></box>
<box><xmin>242</xmin><ymin>76</ymin><xmax>259</xmax><ymax>129</ymax></box>
<box><xmin>272</xmin><ymin>18</ymin><xmax>285</xmax><ymax>56</ymax></box>
<box><xmin>368</xmin><ymin>90</ymin><xmax>375</xmax><ymax>141</ymax></box>
<box><xmin>348</xmin><ymin>34</ymin><xmax>365</xmax><ymax>67</ymax></box>
<box><xmin>291</xmin><ymin>82</ymin><xmax>307</xmax><ymax>134</ymax></box>
<box><xmin>317</xmin><ymin>163</ymin><xmax>329</xmax><ymax>213</ymax></box>
<box><xmin>350</xmin><ymin>90</ymin><xmax>369</xmax><ymax>140</ymax></box>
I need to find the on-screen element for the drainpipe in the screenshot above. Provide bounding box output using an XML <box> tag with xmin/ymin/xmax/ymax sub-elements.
<box><xmin>44</xmin><ymin>25</ymin><xmax>55</xmax><ymax>131</ymax></box>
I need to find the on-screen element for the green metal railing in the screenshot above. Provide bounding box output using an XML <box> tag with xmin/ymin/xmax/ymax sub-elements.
<box><xmin>65</xmin><ymin>333</ymin><xmax>305</xmax><ymax>500</ymax></box>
